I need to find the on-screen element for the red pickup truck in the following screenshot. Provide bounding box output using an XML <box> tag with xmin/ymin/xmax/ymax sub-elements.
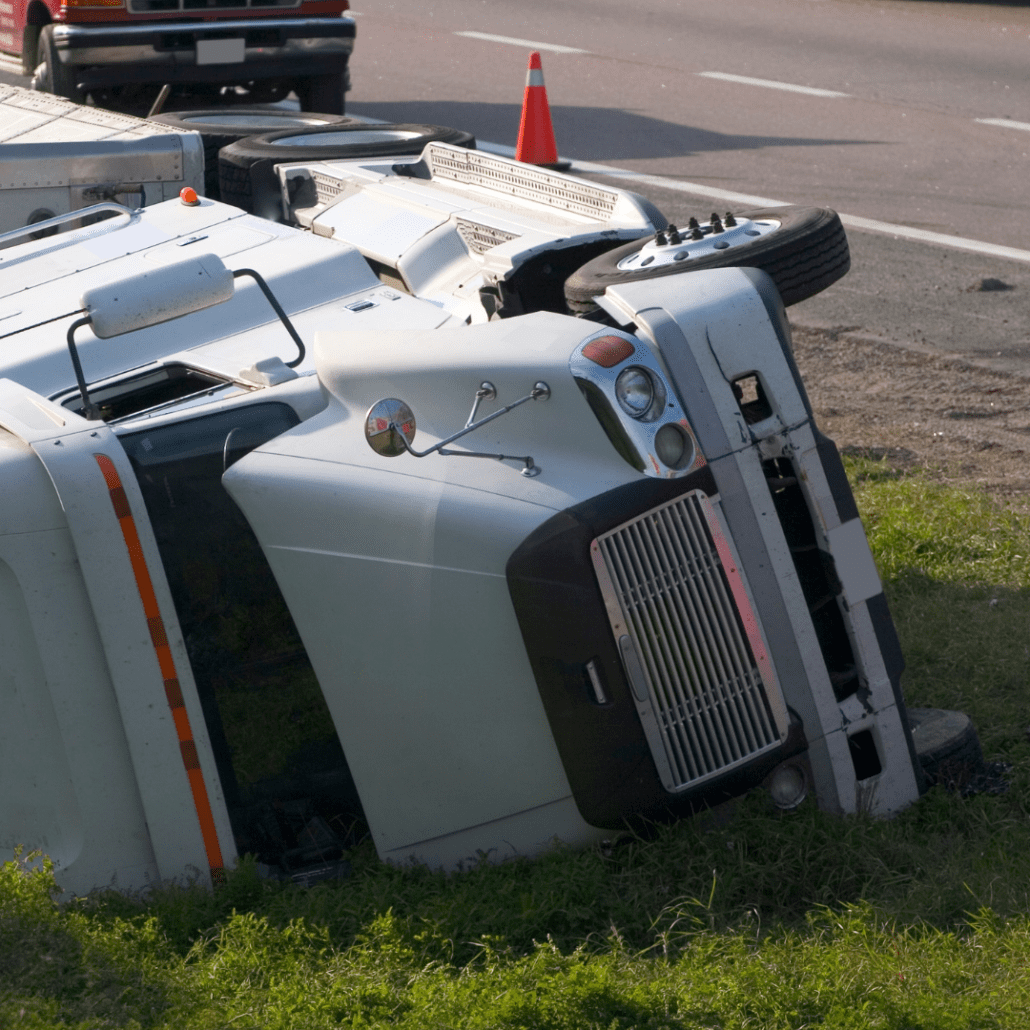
<box><xmin>1</xmin><ymin>0</ymin><xmax>354</xmax><ymax>112</ymax></box>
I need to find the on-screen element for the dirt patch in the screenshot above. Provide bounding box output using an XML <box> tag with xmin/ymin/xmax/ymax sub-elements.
<box><xmin>790</xmin><ymin>324</ymin><xmax>1030</xmax><ymax>510</ymax></box>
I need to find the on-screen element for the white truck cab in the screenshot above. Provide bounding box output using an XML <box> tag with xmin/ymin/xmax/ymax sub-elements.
<box><xmin>0</xmin><ymin>155</ymin><xmax>924</xmax><ymax>895</ymax></box>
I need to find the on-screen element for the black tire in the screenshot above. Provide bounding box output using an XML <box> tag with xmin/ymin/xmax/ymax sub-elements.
<box><xmin>30</xmin><ymin>25</ymin><xmax>83</xmax><ymax>103</ymax></box>
<box><xmin>564</xmin><ymin>207</ymin><xmax>850</xmax><ymax>313</ymax></box>
<box><xmin>22</xmin><ymin>26</ymin><xmax>40</xmax><ymax>77</ymax></box>
<box><xmin>149</xmin><ymin>109</ymin><xmax>353</xmax><ymax>201</ymax></box>
<box><xmin>217</xmin><ymin>123</ymin><xmax>476</xmax><ymax>218</ymax></box>
<box><xmin>907</xmin><ymin>708</ymin><xmax>985</xmax><ymax>788</ymax></box>
<box><xmin>294</xmin><ymin>72</ymin><xmax>347</xmax><ymax>115</ymax></box>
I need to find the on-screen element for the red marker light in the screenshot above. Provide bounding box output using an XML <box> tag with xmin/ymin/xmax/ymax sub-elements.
<box><xmin>582</xmin><ymin>335</ymin><xmax>635</xmax><ymax>368</ymax></box>
<box><xmin>180</xmin><ymin>187</ymin><xmax>200</xmax><ymax>206</ymax></box>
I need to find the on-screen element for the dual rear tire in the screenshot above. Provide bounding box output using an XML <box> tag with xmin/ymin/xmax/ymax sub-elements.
<box><xmin>149</xmin><ymin>109</ymin><xmax>354</xmax><ymax>201</ymax></box>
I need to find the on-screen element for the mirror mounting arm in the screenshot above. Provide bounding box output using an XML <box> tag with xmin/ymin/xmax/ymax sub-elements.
<box><xmin>395</xmin><ymin>380</ymin><xmax>550</xmax><ymax>478</ymax></box>
<box><xmin>465</xmin><ymin>381</ymin><xmax>497</xmax><ymax>428</ymax></box>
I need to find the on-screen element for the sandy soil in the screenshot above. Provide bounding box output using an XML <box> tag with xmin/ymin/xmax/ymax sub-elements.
<box><xmin>790</xmin><ymin>324</ymin><xmax>1030</xmax><ymax>510</ymax></box>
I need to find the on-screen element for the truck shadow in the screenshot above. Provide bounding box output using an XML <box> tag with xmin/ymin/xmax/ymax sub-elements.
<box><xmin>345</xmin><ymin>100</ymin><xmax>880</xmax><ymax>163</ymax></box>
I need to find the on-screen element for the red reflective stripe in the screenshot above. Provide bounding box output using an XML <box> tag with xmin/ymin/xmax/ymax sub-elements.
<box><xmin>700</xmin><ymin>494</ymin><xmax>778</xmax><ymax>692</ymax></box>
<box><xmin>94</xmin><ymin>453</ymin><xmax>224</xmax><ymax>872</ymax></box>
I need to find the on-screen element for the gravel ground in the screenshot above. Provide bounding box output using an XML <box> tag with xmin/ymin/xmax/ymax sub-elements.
<box><xmin>791</xmin><ymin>322</ymin><xmax>1030</xmax><ymax>510</ymax></box>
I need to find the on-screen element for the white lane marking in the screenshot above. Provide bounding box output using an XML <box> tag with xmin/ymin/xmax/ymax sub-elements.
<box><xmin>482</xmin><ymin>141</ymin><xmax>784</xmax><ymax>206</ymax></box>
<box><xmin>567</xmin><ymin>155</ymin><xmax>788</xmax><ymax>208</ymax></box>
<box><xmin>838</xmin><ymin>214</ymin><xmax>1030</xmax><ymax>263</ymax></box>
<box><xmin>454</xmin><ymin>31</ymin><xmax>589</xmax><ymax>55</ymax></box>
<box><xmin>698</xmin><ymin>71</ymin><xmax>849</xmax><ymax>99</ymax></box>
<box><xmin>317</xmin><ymin>124</ymin><xmax>1030</xmax><ymax>266</ymax></box>
<box><xmin>976</xmin><ymin>117</ymin><xmax>1030</xmax><ymax>133</ymax></box>
<box><xmin>565</xmin><ymin>153</ymin><xmax>1030</xmax><ymax>264</ymax></box>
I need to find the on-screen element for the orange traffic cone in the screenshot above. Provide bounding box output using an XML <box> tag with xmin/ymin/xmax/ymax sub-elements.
<box><xmin>515</xmin><ymin>51</ymin><xmax>569</xmax><ymax>170</ymax></box>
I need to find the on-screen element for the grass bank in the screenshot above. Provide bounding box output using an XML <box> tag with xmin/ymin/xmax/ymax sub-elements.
<box><xmin>4</xmin><ymin>456</ymin><xmax>1030</xmax><ymax>1029</ymax></box>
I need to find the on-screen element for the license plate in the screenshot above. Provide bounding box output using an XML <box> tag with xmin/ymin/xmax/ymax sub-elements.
<box><xmin>196</xmin><ymin>38</ymin><xmax>245</xmax><ymax>65</ymax></box>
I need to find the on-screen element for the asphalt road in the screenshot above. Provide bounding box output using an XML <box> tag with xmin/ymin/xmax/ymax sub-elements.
<box><xmin>342</xmin><ymin>0</ymin><xmax>1030</xmax><ymax>373</ymax></box>
<box><xmin>2</xmin><ymin>0</ymin><xmax>1028</xmax><ymax>371</ymax></box>
<box><xmin>345</xmin><ymin>0</ymin><xmax>1030</xmax><ymax>245</ymax></box>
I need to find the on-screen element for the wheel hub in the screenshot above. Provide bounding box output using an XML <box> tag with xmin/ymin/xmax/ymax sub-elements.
<box><xmin>616</xmin><ymin>215</ymin><xmax>782</xmax><ymax>271</ymax></box>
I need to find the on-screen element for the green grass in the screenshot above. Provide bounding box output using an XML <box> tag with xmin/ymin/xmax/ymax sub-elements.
<box><xmin>5</xmin><ymin>455</ymin><xmax>1030</xmax><ymax>1029</ymax></box>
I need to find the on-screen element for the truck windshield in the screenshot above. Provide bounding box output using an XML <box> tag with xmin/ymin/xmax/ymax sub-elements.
<box><xmin>119</xmin><ymin>403</ymin><xmax>366</xmax><ymax>884</ymax></box>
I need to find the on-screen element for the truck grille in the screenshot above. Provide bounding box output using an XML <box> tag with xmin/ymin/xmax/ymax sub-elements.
<box><xmin>592</xmin><ymin>491</ymin><xmax>786</xmax><ymax>792</ymax></box>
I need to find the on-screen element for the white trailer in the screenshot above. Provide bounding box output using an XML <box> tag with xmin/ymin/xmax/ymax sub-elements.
<box><xmin>0</xmin><ymin>84</ymin><xmax>204</xmax><ymax>245</ymax></box>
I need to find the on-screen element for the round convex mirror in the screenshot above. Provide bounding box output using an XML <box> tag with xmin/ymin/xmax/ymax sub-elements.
<box><xmin>365</xmin><ymin>398</ymin><xmax>416</xmax><ymax>457</ymax></box>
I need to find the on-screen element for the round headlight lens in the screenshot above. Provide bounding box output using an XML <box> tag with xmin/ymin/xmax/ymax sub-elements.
<box><xmin>654</xmin><ymin>423</ymin><xmax>693</xmax><ymax>469</ymax></box>
<box><xmin>615</xmin><ymin>367</ymin><xmax>654</xmax><ymax>419</ymax></box>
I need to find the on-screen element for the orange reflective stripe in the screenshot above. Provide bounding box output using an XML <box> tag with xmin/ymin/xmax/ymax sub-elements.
<box><xmin>94</xmin><ymin>453</ymin><xmax>224</xmax><ymax>872</ymax></box>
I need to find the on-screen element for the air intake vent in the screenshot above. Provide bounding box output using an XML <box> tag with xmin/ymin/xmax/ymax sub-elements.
<box><xmin>592</xmin><ymin>491</ymin><xmax>787</xmax><ymax>792</ymax></box>
<box><xmin>312</xmin><ymin>172</ymin><xmax>347</xmax><ymax>205</ymax></box>
<box><xmin>423</xmin><ymin>143</ymin><xmax>620</xmax><ymax>221</ymax></box>
<box><xmin>455</xmin><ymin>218</ymin><xmax>519</xmax><ymax>254</ymax></box>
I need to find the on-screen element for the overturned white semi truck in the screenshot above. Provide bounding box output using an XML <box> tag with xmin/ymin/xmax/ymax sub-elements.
<box><xmin>0</xmin><ymin>142</ymin><xmax>947</xmax><ymax>895</ymax></box>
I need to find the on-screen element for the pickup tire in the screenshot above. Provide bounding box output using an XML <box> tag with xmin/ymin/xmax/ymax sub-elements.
<box><xmin>149</xmin><ymin>109</ymin><xmax>353</xmax><ymax>201</ymax></box>
<box><xmin>30</xmin><ymin>25</ymin><xmax>84</xmax><ymax>104</ymax></box>
<box><xmin>295</xmin><ymin>73</ymin><xmax>347</xmax><ymax>115</ymax></box>
<box><xmin>218</xmin><ymin>123</ymin><xmax>476</xmax><ymax>218</ymax></box>
<box><xmin>564</xmin><ymin>207</ymin><xmax>850</xmax><ymax>314</ymax></box>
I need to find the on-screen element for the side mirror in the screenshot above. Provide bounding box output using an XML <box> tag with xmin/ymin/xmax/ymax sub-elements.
<box><xmin>365</xmin><ymin>398</ymin><xmax>417</xmax><ymax>457</ymax></box>
<box><xmin>363</xmin><ymin>381</ymin><xmax>549</xmax><ymax>478</ymax></box>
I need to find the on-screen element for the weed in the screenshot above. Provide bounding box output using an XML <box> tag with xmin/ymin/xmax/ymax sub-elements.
<box><xmin>5</xmin><ymin>457</ymin><xmax>1030</xmax><ymax>1026</ymax></box>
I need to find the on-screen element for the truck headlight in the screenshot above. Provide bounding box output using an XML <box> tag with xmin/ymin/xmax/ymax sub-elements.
<box><xmin>615</xmin><ymin>367</ymin><xmax>662</xmax><ymax>420</ymax></box>
<box><xmin>571</xmin><ymin>329</ymin><xmax>701</xmax><ymax>479</ymax></box>
<box><xmin>654</xmin><ymin>423</ymin><xmax>693</xmax><ymax>470</ymax></box>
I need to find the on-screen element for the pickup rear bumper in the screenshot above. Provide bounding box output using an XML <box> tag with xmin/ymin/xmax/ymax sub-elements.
<box><xmin>51</xmin><ymin>17</ymin><xmax>355</xmax><ymax>88</ymax></box>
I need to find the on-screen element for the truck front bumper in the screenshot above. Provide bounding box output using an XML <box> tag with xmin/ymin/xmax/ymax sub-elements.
<box><xmin>51</xmin><ymin>17</ymin><xmax>355</xmax><ymax>88</ymax></box>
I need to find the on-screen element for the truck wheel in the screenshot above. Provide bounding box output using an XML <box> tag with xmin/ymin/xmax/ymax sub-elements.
<box><xmin>30</xmin><ymin>25</ymin><xmax>83</xmax><ymax>103</ymax></box>
<box><xmin>218</xmin><ymin>123</ymin><xmax>476</xmax><ymax>217</ymax></box>
<box><xmin>907</xmin><ymin>708</ymin><xmax>985</xmax><ymax>788</ymax></box>
<box><xmin>295</xmin><ymin>73</ymin><xmax>347</xmax><ymax>115</ymax></box>
<box><xmin>149</xmin><ymin>109</ymin><xmax>353</xmax><ymax>201</ymax></box>
<box><xmin>563</xmin><ymin>207</ymin><xmax>850</xmax><ymax>314</ymax></box>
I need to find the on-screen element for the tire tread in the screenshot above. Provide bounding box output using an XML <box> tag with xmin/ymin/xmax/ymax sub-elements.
<box><xmin>564</xmin><ymin>207</ymin><xmax>851</xmax><ymax>312</ymax></box>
